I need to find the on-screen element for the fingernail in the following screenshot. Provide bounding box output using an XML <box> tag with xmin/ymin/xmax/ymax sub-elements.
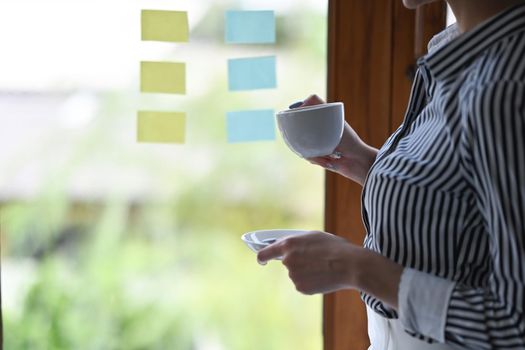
<box><xmin>258</xmin><ymin>259</ymin><xmax>267</xmax><ymax>266</ymax></box>
<box><xmin>289</xmin><ymin>101</ymin><xmax>304</xmax><ymax>109</ymax></box>
<box><xmin>329</xmin><ymin>152</ymin><xmax>342</xmax><ymax>160</ymax></box>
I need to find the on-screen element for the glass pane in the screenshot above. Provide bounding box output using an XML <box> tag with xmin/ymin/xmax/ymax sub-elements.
<box><xmin>0</xmin><ymin>0</ymin><xmax>327</xmax><ymax>349</ymax></box>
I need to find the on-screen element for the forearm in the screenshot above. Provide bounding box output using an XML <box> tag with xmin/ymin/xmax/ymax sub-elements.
<box><xmin>344</xmin><ymin>143</ymin><xmax>378</xmax><ymax>186</ymax></box>
<box><xmin>350</xmin><ymin>248</ymin><xmax>403</xmax><ymax>310</ymax></box>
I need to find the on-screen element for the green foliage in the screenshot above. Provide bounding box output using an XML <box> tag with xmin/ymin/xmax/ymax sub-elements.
<box><xmin>3</xmin><ymin>192</ymin><xmax>323</xmax><ymax>349</ymax></box>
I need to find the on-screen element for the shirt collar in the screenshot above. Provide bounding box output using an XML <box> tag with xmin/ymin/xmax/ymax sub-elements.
<box><xmin>418</xmin><ymin>3</ymin><xmax>525</xmax><ymax>81</ymax></box>
<box><xmin>427</xmin><ymin>23</ymin><xmax>461</xmax><ymax>54</ymax></box>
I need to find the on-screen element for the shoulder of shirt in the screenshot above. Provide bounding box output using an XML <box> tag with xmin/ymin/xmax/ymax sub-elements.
<box><xmin>475</xmin><ymin>31</ymin><xmax>525</xmax><ymax>81</ymax></box>
<box><xmin>427</xmin><ymin>23</ymin><xmax>525</xmax><ymax>83</ymax></box>
<box><xmin>462</xmin><ymin>81</ymin><xmax>525</xmax><ymax>128</ymax></box>
<box><xmin>449</xmin><ymin>29</ymin><xmax>525</xmax><ymax>104</ymax></box>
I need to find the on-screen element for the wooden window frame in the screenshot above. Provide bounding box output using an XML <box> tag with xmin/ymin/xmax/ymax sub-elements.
<box><xmin>324</xmin><ymin>1</ymin><xmax>446</xmax><ymax>349</ymax></box>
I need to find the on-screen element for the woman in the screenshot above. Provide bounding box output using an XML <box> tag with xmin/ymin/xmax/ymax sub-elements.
<box><xmin>257</xmin><ymin>0</ymin><xmax>525</xmax><ymax>349</ymax></box>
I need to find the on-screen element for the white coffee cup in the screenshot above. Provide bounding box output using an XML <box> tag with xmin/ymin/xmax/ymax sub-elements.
<box><xmin>276</xmin><ymin>102</ymin><xmax>344</xmax><ymax>158</ymax></box>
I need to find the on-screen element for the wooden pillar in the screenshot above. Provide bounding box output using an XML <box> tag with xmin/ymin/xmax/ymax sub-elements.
<box><xmin>324</xmin><ymin>1</ymin><xmax>446</xmax><ymax>349</ymax></box>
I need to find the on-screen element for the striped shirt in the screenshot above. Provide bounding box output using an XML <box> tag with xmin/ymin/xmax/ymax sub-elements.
<box><xmin>361</xmin><ymin>4</ymin><xmax>525</xmax><ymax>349</ymax></box>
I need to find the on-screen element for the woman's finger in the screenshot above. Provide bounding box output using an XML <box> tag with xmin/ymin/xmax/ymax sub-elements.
<box><xmin>302</xmin><ymin>94</ymin><xmax>326</xmax><ymax>107</ymax></box>
<box><xmin>257</xmin><ymin>242</ymin><xmax>286</xmax><ymax>265</ymax></box>
<box><xmin>308</xmin><ymin>156</ymin><xmax>336</xmax><ymax>168</ymax></box>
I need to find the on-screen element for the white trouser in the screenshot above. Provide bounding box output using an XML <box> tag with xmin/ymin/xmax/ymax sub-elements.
<box><xmin>367</xmin><ymin>307</ymin><xmax>455</xmax><ymax>350</ymax></box>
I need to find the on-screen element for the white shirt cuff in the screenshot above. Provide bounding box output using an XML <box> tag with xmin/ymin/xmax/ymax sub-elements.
<box><xmin>398</xmin><ymin>268</ymin><xmax>456</xmax><ymax>343</ymax></box>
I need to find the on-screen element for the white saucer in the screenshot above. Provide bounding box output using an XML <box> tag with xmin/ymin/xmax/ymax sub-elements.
<box><xmin>241</xmin><ymin>229</ymin><xmax>310</xmax><ymax>253</ymax></box>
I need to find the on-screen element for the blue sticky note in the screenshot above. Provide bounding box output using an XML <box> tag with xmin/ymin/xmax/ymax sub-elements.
<box><xmin>225</xmin><ymin>10</ymin><xmax>276</xmax><ymax>44</ymax></box>
<box><xmin>227</xmin><ymin>109</ymin><xmax>276</xmax><ymax>143</ymax></box>
<box><xmin>228</xmin><ymin>56</ymin><xmax>277</xmax><ymax>91</ymax></box>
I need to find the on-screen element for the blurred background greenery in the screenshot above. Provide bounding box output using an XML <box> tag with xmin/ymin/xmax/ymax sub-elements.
<box><xmin>0</xmin><ymin>0</ymin><xmax>327</xmax><ymax>348</ymax></box>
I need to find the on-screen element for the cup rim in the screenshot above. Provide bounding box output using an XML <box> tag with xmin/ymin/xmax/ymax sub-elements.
<box><xmin>276</xmin><ymin>102</ymin><xmax>343</xmax><ymax>117</ymax></box>
<box><xmin>241</xmin><ymin>229</ymin><xmax>310</xmax><ymax>244</ymax></box>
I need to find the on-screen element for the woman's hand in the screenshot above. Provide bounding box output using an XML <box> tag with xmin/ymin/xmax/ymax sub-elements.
<box><xmin>256</xmin><ymin>231</ymin><xmax>362</xmax><ymax>294</ymax></box>
<box><xmin>256</xmin><ymin>231</ymin><xmax>404</xmax><ymax>309</ymax></box>
<box><xmin>297</xmin><ymin>95</ymin><xmax>378</xmax><ymax>186</ymax></box>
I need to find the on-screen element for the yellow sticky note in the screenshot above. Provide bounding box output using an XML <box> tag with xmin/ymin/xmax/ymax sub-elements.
<box><xmin>141</xmin><ymin>10</ymin><xmax>189</xmax><ymax>43</ymax></box>
<box><xmin>137</xmin><ymin>111</ymin><xmax>186</xmax><ymax>144</ymax></box>
<box><xmin>140</xmin><ymin>61</ymin><xmax>186</xmax><ymax>94</ymax></box>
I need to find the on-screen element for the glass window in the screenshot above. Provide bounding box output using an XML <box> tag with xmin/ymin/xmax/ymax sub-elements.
<box><xmin>0</xmin><ymin>0</ymin><xmax>327</xmax><ymax>349</ymax></box>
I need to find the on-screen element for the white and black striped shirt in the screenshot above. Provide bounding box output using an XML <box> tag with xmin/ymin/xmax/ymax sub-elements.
<box><xmin>361</xmin><ymin>4</ymin><xmax>525</xmax><ymax>349</ymax></box>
